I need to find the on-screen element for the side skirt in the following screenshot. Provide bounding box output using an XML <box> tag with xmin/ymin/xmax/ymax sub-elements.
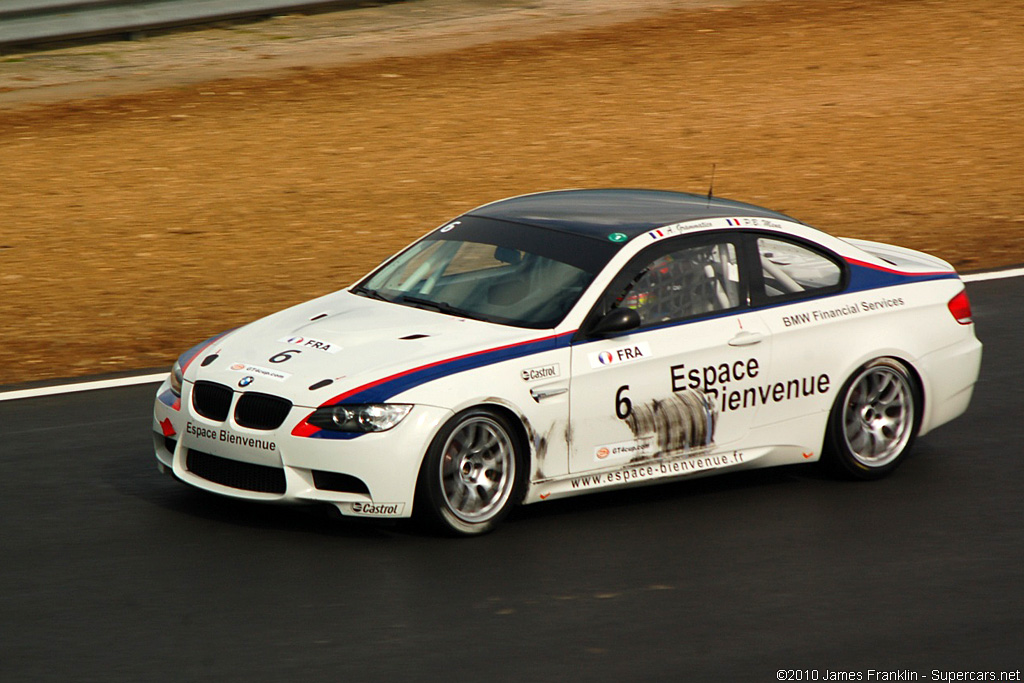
<box><xmin>523</xmin><ymin>445</ymin><xmax>816</xmax><ymax>504</ymax></box>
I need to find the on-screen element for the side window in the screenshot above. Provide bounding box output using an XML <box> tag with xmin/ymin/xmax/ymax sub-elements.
<box><xmin>614</xmin><ymin>241</ymin><xmax>741</xmax><ymax>326</ymax></box>
<box><xmin>757</xmin><ymin>237</ymin><xmax>842</xmax><ymax>299</ymax></box>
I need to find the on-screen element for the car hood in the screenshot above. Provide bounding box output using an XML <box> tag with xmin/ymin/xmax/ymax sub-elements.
<box><xmin>186</xmin><ymin>290</ymin><xmax>549</xmax><ymax>408</ymax></box>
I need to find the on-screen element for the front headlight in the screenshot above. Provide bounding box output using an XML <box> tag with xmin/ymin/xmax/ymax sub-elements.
<box><xmin>307</xmin><ymin>404</ymin><xmax>412</xmax><ymax>433</ymax></box>
<box><xmin>167</xmin><ymin>328</ymin><xmax>236</xmax><ymax>398</ymax></box>
<box><xmin>169</xmin><ymin>360</ymin><xmax>184</xmax><ymax>397</ymax></box>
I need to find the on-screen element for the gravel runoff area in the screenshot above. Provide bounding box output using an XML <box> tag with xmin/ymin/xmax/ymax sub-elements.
<box><xmin>0</xmin><ymin>0</ymin><xmax>1021</xmax><ymax>386</ymax></box>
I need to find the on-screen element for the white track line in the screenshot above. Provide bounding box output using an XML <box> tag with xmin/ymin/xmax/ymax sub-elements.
<box><xmin>0</xmin><ymin>372</ymin><xmax>167</xmax><ymax>403</ymax></box>
<box><xmin>0</xmin><ymin>267</ymin><xmax>1020</xmax><ymax>403</ymax></box>
<box><xmin>961</xmin><ymin>267</ymin><xmax>1024</xmax><ymax>283</ymax></box>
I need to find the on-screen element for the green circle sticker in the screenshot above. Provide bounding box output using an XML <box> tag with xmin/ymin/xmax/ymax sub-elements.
<box><xmin>608</xmin><ymin>232</ymin><xmax>628</xmax><ymax>243</ymax></box>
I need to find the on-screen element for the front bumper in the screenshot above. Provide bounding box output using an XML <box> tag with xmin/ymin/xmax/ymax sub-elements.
<box><xmin>152</xmin><ymin>377</ymin><xmax>450</xmax><ymax>519</ymax></box>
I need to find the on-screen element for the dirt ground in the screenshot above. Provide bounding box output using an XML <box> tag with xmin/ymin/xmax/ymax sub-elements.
<box><xmin>0</xmin><ymin>0</ymin><xmax>1022</xmax><ymax>387</ymax></box>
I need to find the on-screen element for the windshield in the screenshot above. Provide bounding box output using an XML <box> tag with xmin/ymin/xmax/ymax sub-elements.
<box><xmin>356</xmin><ymin>217</ymin><xmax>615</xmax><ymax>328</ymax></box>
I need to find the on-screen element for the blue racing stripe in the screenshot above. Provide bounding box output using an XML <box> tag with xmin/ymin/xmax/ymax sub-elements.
<box><xmin>348</xmin><ymin>333</ymin><xmax>573</xmax><ymax>403</ymax></box>
<box><xmin>845</xmin><ymin>258</ymin><xmax>959</xmax><ymax>291</ymax></box>
<box><xmin>299</xmin><ymin>331</ymin><xmax>575</xmax><ymax>440</ymax></box>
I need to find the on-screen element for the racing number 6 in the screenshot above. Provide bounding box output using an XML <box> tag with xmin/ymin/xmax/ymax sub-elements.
<box><xmin>615</xmin><ymin>385</ymin><xmax>632</xmax><ymax>419</ymax></box>
<box><xmin>269</xmin><ymin>350</ymin><xmax>302</xmax><ymax>363</ymax></box>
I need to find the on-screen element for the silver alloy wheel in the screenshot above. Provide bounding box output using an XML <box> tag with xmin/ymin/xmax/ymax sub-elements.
<box><xmin>438</xmin><ymin>416</ymin><xmax>516</xmax><ymax>523</ymax></box>
<box><xmin>841</xmin><ymin>363</ymin><xmax>915</xmax><ymax>468</ymax></box>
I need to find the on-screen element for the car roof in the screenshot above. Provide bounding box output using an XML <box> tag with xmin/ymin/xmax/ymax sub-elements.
<box><xmin>467</xmin><ymin>189</ymin><xmax>802</xmax><ymax>241</ymax></box>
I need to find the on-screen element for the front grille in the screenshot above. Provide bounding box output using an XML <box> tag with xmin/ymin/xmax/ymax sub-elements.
<box><xmin>235</xmin><ymin>392</ymin><xmax>292</xmax><ymax>430</ymax></box>
<box><xmin>312</xmin><ymin>470</ymin><xmax>371</xmax><ymax>495</ymax></box>
<box><xmin>192</xmin><ymin>381</ymin><xmax>232</xmax><ymax>422</ymax></box>
<box><xmin>186</xmin><ymin>449</ymin><xmax>286</xmax><ymax>494</ymax></box>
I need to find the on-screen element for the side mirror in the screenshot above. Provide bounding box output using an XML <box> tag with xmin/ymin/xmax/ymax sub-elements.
<box><xmin>589</xmin><ymin>307</ymin><xmax>641</xmax><ymax>337</ymax></box>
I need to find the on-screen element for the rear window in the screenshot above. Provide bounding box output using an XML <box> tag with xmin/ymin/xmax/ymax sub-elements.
<box><xmin>756</xmin><ymin>237</ymin><xmax>843</xmax><ymax>300</ymax></box>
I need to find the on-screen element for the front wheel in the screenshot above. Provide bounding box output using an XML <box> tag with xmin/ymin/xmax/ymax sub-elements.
<box><xmin>823</xmin><ymin>357</ymin><xmax>920</xmax><ymax>480</ymax></box>
<box><xmin>416</xmin><ymin>408</ymin><xmax>525</xmax><ymax>536</ymax></box>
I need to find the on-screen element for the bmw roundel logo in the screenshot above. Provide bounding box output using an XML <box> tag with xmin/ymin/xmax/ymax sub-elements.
<box><xmin>238</xmin><ymin>376</ymin><xmax>254</xmax><ymax>387</ymax></box>
<box><xmin>598</xmin><ymin>351</ymin><xmax>614</xmax><ymax>365</ymax></box>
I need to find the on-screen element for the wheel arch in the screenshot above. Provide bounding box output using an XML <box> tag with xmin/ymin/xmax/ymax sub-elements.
<box><xmin>451</xmin><ymin>398</ymin><xmax>534</xmax><ymax>487</ymax></box>
<box><xmin>834</xmin><ymin>351</ymin><xmax>926</xmax><ymax>435</ymax></box>
<box><xmin>899</xmin><ymin>356</ymin><xmax>927</xmax><ymax>435</ymax></box>
<box><xmin>412</xmin><ymin>399</ymin><xmax>532</xmax><ymax>535</ymax></box>
<box><xmin>823</xmin><ymin>353</ymin><xmax>924</xmax><ymax>479</ymax></box>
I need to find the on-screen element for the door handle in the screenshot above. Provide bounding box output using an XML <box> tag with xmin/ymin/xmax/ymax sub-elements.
<box><xmin>728</xmin><ymin>330</ymin><xmax>764</xmax><ymax>347</ymax></box>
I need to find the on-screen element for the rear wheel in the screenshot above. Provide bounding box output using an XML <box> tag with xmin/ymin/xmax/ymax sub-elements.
<box><xmin>416</xmin><ymin>408</ymin><xmax>524</xmax><ymax>536</ymax></box>
<box><xmin>823</xmin><ymin>358</ymin><xmax>919</xmax><ymax>480</ymax></box>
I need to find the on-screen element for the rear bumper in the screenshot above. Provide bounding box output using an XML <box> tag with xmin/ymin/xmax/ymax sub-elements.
<box><xmin>916</xmin><ymin>333</ymin><xmax>983</xmax><ymax>435</ymax></box>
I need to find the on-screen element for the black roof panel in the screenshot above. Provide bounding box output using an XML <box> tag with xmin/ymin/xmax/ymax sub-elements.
<box><xmin>468</xmin><ymin>189</ymin><xmax>800</xmax><ymax>241</ymax></box>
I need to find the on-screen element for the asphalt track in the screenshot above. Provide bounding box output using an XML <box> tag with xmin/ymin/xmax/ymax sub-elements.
<box><xmin>0</xmin><ymin>278</ymin><xmax>1020</xmax><ymax>682</ymax></box>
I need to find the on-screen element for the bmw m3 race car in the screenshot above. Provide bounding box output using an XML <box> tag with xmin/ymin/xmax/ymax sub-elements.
<box><xmin>153</xmin><ymin>189</ymin><xmax>982</xmax><ymax>535</ymax></box>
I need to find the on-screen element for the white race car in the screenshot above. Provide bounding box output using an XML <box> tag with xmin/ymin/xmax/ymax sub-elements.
<box><xmin>153</xmin><ymin>189</ymin><xmax>982</xmax><ymax>535</ymax></box>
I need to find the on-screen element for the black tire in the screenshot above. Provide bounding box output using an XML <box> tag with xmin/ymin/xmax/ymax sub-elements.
<box><xmin>823</xmin><ymin>357</ymin><xmax>920</xmax><ymax>480</ymax></box>
<box><xmin>415</xmin><ymin>408</ymin><xmax>526</xmax><ymax>536</ymax></box>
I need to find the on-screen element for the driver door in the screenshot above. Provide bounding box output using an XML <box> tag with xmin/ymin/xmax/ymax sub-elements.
<box><xmin>568</xmin><ymin>234</ymin><xmax>771</xmax><ymax>473</ymax></box>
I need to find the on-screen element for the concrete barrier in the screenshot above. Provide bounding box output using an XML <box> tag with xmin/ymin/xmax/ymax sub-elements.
<box><xmin>0</xmin><ymin>0</ymin><xmax>398</xmax><ymax>49</ymax></box>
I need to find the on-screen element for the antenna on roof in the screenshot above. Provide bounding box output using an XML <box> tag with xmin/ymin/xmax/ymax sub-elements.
<box><xmin>706</xmin><ymin>163</ymin><xmax>717</xmax><ymax>206</ymax></box>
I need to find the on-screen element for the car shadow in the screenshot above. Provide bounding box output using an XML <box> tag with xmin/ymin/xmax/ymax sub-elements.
<box><xmin>103</xmin><ymin>450</ymin><xmax>407</xmax><ymax>539</ymax></box>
